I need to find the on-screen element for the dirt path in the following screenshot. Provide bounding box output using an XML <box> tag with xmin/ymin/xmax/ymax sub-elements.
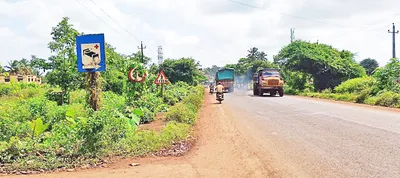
<box><xmin>8</xmin><ymin>92</ymin><xmax>278</xmax><ymax>178</ymax></box>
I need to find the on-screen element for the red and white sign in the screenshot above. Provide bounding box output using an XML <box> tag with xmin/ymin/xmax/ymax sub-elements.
<box><xmin>154</xmin><ymin>70</ymin><xmax>170</xmax><ymax>85</ymax></box>
<box><xmin>128</xmin><ymin>68</ymin><xmax>147</xmax><ymax>83</ymax></box>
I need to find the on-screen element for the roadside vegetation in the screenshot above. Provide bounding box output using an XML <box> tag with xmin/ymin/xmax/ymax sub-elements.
<box><xmin>207</xmin><ymin>41</ymin><xmax>400</xmax><ymax>108</ymax></box>
<box><xmin>0</xmin><ymin>17</ymin><xmax>206</xmax><ymax>173</ymax></box>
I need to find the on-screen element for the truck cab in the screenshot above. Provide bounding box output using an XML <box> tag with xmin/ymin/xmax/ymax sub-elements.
<box><xmin>253</xmin><ymin>68</ymin><xmax>284</xmax><ymax>97</ymax></box>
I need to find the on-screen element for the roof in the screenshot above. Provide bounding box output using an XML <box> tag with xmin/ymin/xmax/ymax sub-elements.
<box><xmin>257</xmin><ymin>68</ymin><xmax>280</xmax><ymax>72</ymax></box>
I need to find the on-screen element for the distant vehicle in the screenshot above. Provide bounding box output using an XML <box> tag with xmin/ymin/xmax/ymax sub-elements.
<box><xmin>215</xmin><ymin>68</ymin><xmax>235</xmax><ymax>93</ymax></box>
<box><xmin>252</xmin><ymin>68</ymin><xmax>284</xmax><ymax>97</ymax></box>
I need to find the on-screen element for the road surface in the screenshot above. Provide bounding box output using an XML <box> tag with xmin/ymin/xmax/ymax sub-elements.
<box><xmin>8</xmin><ymin>90</ymin><xmax>400</xmax><ymax>178</ymax></box>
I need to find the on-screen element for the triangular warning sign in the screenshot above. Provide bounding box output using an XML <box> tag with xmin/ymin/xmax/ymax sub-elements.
<box><xmin>154</xmin><ymin>70</ymin><xmax>170</xmax><ymax>85</ymax></box>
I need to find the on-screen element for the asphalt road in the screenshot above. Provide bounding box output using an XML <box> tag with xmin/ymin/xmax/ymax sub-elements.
<box><xmin>223</xmin><ymin>90</ymin><xmax>400</xmax><ymax>178</ymax></box>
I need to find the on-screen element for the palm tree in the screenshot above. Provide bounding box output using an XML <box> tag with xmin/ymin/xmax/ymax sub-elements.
<box><xmin>247</xmin><ymin>47</ymin><xmax>259</xmax><ymax>61</ymax></box>
<box><xmin>5</xmin><ymin>60</ymin><xmax>20</xmax><ymax>75</ymax></box>
<box><xmin>258</xmin><ymin>51</ymin><xmax>268</xmax><ymax>61</ymax></box>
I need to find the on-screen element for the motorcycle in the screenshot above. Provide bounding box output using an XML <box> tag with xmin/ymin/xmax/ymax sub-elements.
<box><xmin>216</xmin><ymin>92</ymin><xmax>224</xmax><ymax>104</ymax></box>
<box><xmin>209</xmin><ymin>86</ymin><xmax>215</xmax><ymax>94</ymax></box>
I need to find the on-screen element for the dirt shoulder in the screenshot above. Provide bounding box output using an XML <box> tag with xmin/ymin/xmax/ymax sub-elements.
<box><xmin>6</xmin><ymin>92</ymin><xmax>277</xmax><ymax>178</ymax></box>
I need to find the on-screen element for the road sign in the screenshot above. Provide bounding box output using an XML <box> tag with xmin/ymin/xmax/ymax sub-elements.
<box><xmin>128</xmin><ymin>68</ymin><xmax>147</xmax><ymax>83</ymax></box>
<box><xmin>154</xmin><ymin>70</ymin><xmax>170</xmax><ymax>85</ymax></box>
<box><xmin>76</xmin><ymin>34</ymin><xmax>106</xmax><ymax>72</ymax></box>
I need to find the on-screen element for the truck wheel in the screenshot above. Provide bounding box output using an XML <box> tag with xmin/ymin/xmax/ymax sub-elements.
<box><xmin>278</xmin><ymin>89</ymin><xmax>284</xmax><ymax>97</ymax></box>
<box><xmin>258</xmin><ymin>89</ymin><xmax>263</xmax><ymax>96</ymax></box>
<box><xmin>270</xmin><ymin>91</ymin><xmax>277</xmax><ymax>96</ymax></box>
<box><xmin>253</xmin><ymin>89</ymin><xmax>259</xmax><ymax>95</ymax></box>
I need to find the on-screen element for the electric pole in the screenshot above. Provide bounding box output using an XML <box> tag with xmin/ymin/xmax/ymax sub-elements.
<box><xmin>388</xmin><ymin>23</ymin><xmax>399</xmax><ymax>58</ymax></box>
<box><xmin>290</xmin><ymin>28</ymin><xmax>295</xmax><ymax>43</ymax></box>
<box><xmin>137</xmin><ymin>41</ymin><xmax>147</xmax><ymax>63</ymax></box>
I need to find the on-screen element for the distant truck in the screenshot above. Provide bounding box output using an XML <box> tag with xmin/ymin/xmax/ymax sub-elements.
<box><xmin>215</xmin><ymin>68</ymin><xmax>235</xmax><ymax>93</ymax></box>
<box><xmin>253</xmin><ymin>68</ymin><xmax>284</xmax><ymax>97</ymax></box>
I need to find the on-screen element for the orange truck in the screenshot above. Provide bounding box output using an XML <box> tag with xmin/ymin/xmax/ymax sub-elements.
<box><xmin>252</xmin><ymin>68</ymin><xmax>284</xmax><ymax>97</ymax></box>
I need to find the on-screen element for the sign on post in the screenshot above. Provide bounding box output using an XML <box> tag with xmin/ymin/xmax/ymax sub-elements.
<box><xmin>128</xmin><ymin>68</ymin><xmax>147</xmax><ymax>83</ymax></box>
<box><xmin>76</xmin><ymin>34</ymin><xmax>106</xmax><ymax>72</ymax></box>
<box><xmin>154</xmin><ymin>70</ymin><xmax>170</xmax><ymax>85</ymax></box>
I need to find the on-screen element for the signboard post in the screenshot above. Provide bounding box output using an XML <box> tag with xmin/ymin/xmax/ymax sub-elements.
<box><xmin>76</xmin><ymin>34</ymin><xmax>106</xmax><ymax>111</ymax></box>
<box><xmin>154</xmin><ymin>70</ymin><xmax>170</xmax><ymax>100</ymax></box>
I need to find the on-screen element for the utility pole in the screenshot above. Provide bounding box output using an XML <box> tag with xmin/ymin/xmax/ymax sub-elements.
<box><xmin>290</xmin><ymin>28</ymin><xmax>295</xmax><ymax>43</ymax></box>
<box><xmin>137</xmin><ymin>41</ymin><xmax>147</xmax><ymax>63</ymax></box>
<box><xmin>388</xmin><ymin>23</ymin><xmax>399</xmax><ymax>58</ymax></box>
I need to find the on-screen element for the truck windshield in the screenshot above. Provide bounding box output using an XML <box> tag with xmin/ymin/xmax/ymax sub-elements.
<box><xmin>262</xmin><ymin>71</ymin><xmax>280</xmax><ymax>76</ymax></box>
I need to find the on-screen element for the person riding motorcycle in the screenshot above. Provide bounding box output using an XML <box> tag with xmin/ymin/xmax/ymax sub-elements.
<box><xmin>216</xmin><ymin>82</ymin><xmax>224</xmax><ymax>98</ymax></box>
<box><xmin>209</xmin><ymin>83</ymin><xmax>215</xmax><ymax>93</ymax></box>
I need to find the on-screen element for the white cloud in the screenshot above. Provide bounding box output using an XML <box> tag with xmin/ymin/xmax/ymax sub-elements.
<box><xmin>0</xmin><ymin>0</ymin><xmax>400</xmax><ymax>68</ymax></box>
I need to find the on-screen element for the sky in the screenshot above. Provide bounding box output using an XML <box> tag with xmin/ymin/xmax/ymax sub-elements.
<box><xmin>0</xmin><ymin>0</ymin><xmax>400</xmax><ymax>68</ymax></box>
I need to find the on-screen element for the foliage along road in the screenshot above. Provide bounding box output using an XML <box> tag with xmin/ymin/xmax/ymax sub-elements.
<box><xmin>7</xmin><ymin>89</ymin><xmax>400</xmax><ymax>178</ymax></box>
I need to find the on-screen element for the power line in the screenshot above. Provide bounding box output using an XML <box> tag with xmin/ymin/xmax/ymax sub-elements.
<box><xmin>227</xmin><ymin>0</ymin><xmax>348</xmax><ymax>28</ymax></box>
<box><xmin>75</xmin><ymin>0</ymin><xmax>155</xmax><ymax>59</ymax></box>
<box><xmin>74</xmin><ymin>0</ymin><xmax>123</xmax><ymax>35</ymax></box>
<box><xmin>87</xmin><ymin>0</ymin><xmax>141</xmax><ymax>43</ymax></box>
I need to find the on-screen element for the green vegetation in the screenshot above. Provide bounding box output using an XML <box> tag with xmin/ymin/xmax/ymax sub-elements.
<box><xmin>0</xmin><ymin>17</ymin><xmax>206</xmax><ymax>173</ymax></box>
<box><xmin>227</xmin><ymin>41</ymin><xmax>400</xmax><ymax>109</ymax></box>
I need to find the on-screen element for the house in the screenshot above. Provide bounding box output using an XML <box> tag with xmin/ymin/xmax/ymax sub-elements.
<box><xmin>0</xmin><ymin>74</ymin><xmax>41</xmax><ymax>84</ymax></box>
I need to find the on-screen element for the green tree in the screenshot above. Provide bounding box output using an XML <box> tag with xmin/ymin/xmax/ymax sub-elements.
<box><xmin>5</xmin><ymin>60</ymin><xmax>20</xmax><ymax>75</ymax></box>
<box><xmin>360</xmin><ymin>58</ymin><xmax>379</xmax><ymax>75</ymax></box>
<box><xmin>204</xmin><ymin>65</ymin><xmax>220</xmax><ymax>77</ymax></box>
<box><xmin>372</xmin><ymin>58</ymin><xmax>400</xmax><ymax>93</ymax></box>
<box><xmin>159</xmin><ymin>57</ymin><xmax>206</xmax><ymax>86</ymax></box>
<box><xmin>46</xmin><ymin>17</ymin><xmax>83</xmax><ymax>104</ymax></box>
<box><xmin>30</xmin><ymin>55</ymin><xmax>51</xmax><ymax>76</ymax></box>
<box><xmin>0</xmin><ymin>63</ymin><xmax>4</xmax><ymax>73</ymax></box>
<box><xmin>275</xmin><ymin>40</ymin><xmax>366</xmax><ymax>91</ymax></box>
<box><xmin>247</xmin><ymin>47</ymin><xmax>259</xmax><ymax>61</ymax></box>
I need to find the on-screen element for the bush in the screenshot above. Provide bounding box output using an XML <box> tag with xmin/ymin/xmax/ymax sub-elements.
<box><xmin>165</xmin><ymin>85</ymin><xmax>204</xmax><ymax>125</ymax></box>
<box><xmin>334</xmin><ymin>77</ymin><xmax>376</xmax><ymax>94</ymax></box>
<box><xmin>165</xmin><ymin>103</ymin><xmax>197</xmax><ymax>124</ymax></box>
<box><xmin>355</xmin><ymin>89</ymin><xmax>371</xmax><ymax>103</ymax></box>
<box><xmin>0</xmin><ymin>84</ymin><xmax>13</xmax><ymax>96</ymax></box>
<box><xmin>372</xmin><ymin>91</ymin><xmax>400</xmax><ymax>107</ymax></box>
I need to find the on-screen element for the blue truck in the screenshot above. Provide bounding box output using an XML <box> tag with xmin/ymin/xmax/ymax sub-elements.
<box><xmin>215</xmin><ymin>68</ymin><xmax>235</xmax><ymax>93</ymax></box>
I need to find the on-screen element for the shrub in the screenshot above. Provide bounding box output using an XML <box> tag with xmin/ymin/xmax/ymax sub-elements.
<box><xmin>355</xmin><ymin>89</ymin><xmax>371</xmax><ymax>103</ymax></box>
<box><xmin>373</xmin><ymin>91</ymin><xmax>400</xmax><ymax>107</ymax></box>
<box><xmin>0</xmin><ymin>84</ymin><xmax>13</xmax><ymax>96</ymax></box>
<box><xmin>165</xmin><ymin>103</ymin><xmax>196</xmax><ymax>124</ymax></box>
<box><xmin>334</xmin><ymin>77</ymin><xmax>376</xmax><ymax>94</ymax></box>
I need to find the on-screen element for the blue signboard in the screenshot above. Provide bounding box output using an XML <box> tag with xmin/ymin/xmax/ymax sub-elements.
<box><xmin>76</xmin><ymin>34</ymin><xmax>106</xmax><ymax>72</ymax></box>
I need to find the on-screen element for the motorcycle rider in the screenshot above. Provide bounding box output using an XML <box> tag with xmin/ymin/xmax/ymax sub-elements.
<box><xmin>209</xmin><ymin>83</ymin><xmax>215</xmax><ymax>93</ymax></box>
<box><xmin>216</xmin><ymin>82</ymin><xmax>224</xmax><ymax>99</ymax></box>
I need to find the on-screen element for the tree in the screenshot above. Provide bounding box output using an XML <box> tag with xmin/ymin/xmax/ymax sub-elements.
<box><xmin>159</xmin><ymin>57</ymin><xmax>206</xmax><ymax>86</ymax></box>
<box><xmin>360</xmin><ymin>58</ymin><xmax>379</xmax><ymax>75</ymax></box>
<box><xmin>246</xmin><ymin>47</ymin><xmax>268</xmax><ymax>61</ymax></box>
<box><xmin>275</xmin><ymin>40</ymin><xmax>366</xmax><ymax>91</ymax></box>
<box><xmin>0</xmin><ymin>64</ymin><xmax>4</xmax><ymax>73</ymax></box>
<box><xmin>372</xmin><ymin>58</ymin><xmax>400</xmax><ymax>93</ymax></box>
<box><xmin>30</xmin><ymin>55</ymin><xmax>51</xmax><ymax>77</ymax></box>
<box><xmin>247</xmin><ymin>47</ymin><xmax>259</xmax><ymax>61</ymax></box>
<box><xmin>257</xmin><ymin>51</ymin><xmax>268</xmax><ymax>61</ymax></box>
<box><xmin>5</xmin><ymin>60</ymin><xmax>20</xmax><ymax>75</ymax></box>
<box><xmin>204</xmin><ymin>65</ymin><xmax>220</xmax><ymax>77</ymax></box>
<box><xmin>46</xmin><ymin>17</ymin><xmax>83</xmax><ymax>105</ymax></box>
